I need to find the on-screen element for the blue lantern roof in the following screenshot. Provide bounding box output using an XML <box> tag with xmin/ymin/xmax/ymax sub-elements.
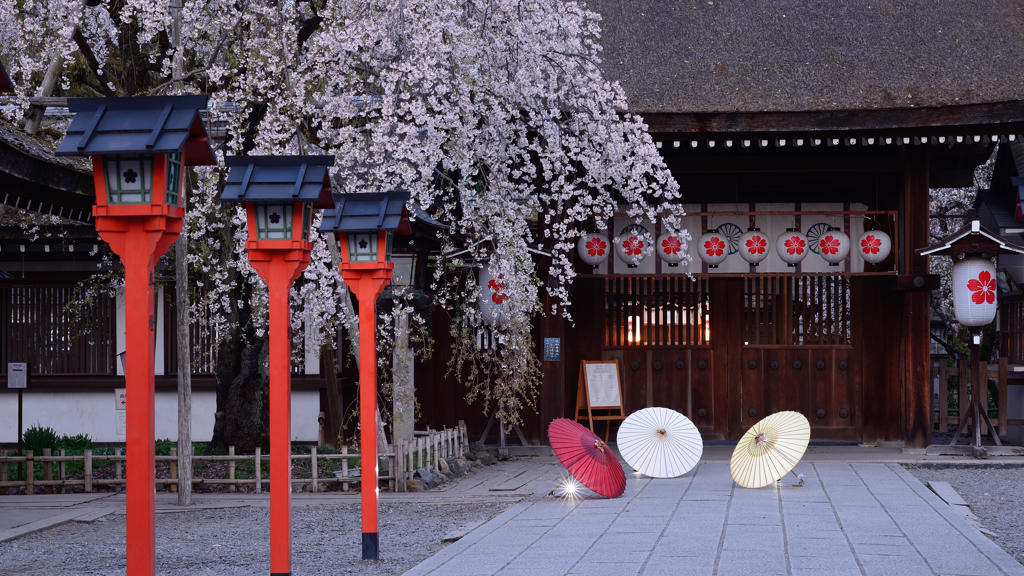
<box><xmin>0</xmin><ymin>60</ymin><xmax>13</xmax><ymax>93</ymax></box>
<box><xmin>320</xmin><ymin>191</ymin><xmax>410</xmax><ymax>234</ymax></box>
<box><xmin>220</xmin><ymin>156</ymin><xmax>335</xmax><ymax>209</ymax></box>
<box><xmin>55</xmin><ymin>96</ymin><xmax>215</xmax><ymax>166</ymax></box>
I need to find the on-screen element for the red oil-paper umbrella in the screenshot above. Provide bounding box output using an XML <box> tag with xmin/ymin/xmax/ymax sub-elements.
<box><xmin>548</xmin><ymin>418</ymin><xmax>626</xmax><ymax>498</ymax></box>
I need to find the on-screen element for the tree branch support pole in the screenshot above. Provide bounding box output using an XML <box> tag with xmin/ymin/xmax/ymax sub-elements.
<box><xmin>340</xmin><ymin>268</ymin><xmax>392</xmax><ymax>561</ymax></box>
<box><xmin>96</xmin><ymin>213</ymin><xmax>181</xmax><ymax>576</ymax></box>
<box><xmin>248</xmin><ymin>249</ymin><xmax>308</xmax><ymax>576</ymax></box>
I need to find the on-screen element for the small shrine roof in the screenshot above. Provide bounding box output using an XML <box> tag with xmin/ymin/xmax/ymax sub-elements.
<box><xmin>320</xmin><ymin>192</ymin><xmax>410</xmax><ymax>234</ymax></box>
<box><xmin>55</xmin><ymin>96</ymin><xmax>215</xmax><ymax>165</ymax></box>
<box><xmin>220</xmin><ymin>156</ymin><xmax>334</xmax><ymax>208</ymax></box>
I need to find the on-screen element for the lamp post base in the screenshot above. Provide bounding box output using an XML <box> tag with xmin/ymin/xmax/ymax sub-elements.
<box><xmin>362</xmin><ymin>532</ymin><xmax>379</xmax><ymax>560</ymax></box>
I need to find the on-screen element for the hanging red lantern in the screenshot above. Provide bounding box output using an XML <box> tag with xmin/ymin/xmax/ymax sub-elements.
<box><xmin>818</xmin><ymin>227</ymin><xmax>851</xmax><ymax>266</ymax></box>
<box><xmin>614</xmin><ymin>224</ymin><xmax>649</xmax><ymax>268</ymax></box>
<box><xmin>657</xmin><ymin>232</ymin><xmax>687</xmax><ymax>267</ymax></box>
<box><xmin>952</xmin><ymin>257</ymin><xmax>997</xmax><ymax>327</ymax></box>
<box><xmin>738</xmin><ymin>228</ymin><xmax>769</xmax><ymax>266</ymax></box>
<box><xmin>858</xmin><ymin>229</ymin><xmax>892</xmax><ymax>265</ymax></box>
<box><xmin>696</xmin><ymin>229</ymin><xmax>729</xmax><ymax>268</ymax></box>
<box><xmin>577</xmin><ymin>232</ymin><xmax>610</xmax><ymax>268</ymax></box>
<box><xmin>775</xmin><ymin>228</ymin><xmax>808</xmax><ymax>267</ymax></box>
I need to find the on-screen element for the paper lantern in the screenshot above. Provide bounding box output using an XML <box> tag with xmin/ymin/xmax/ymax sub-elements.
<box><xmin>738</xmin><ymin>228</ymin><xmax>770</xmax><ymax>266</ymax></box>
<box><xmin>952</xmin><ymin>257</ymin><xmax>997</xmax><ymax>327</ymax></box>
<box><xmin>614</xmin><ymin>224</ymin><xmax>650</xmax><ymax>268</ymax></box>
<box><xmin>657</xmin><ymin>232</ymin><xmax>687</xmax><ymax>267</ymax></box>
<box><xmin>577</xmin><ymin>232</ymin><xmax>610</xmax><ymax>268</ymax></box>
<box><xmin>818</xmin><ymin>228</ymin><xmax>850</xmax><ymax>266</ymax></box>
<box><xmin>478</xmin><ymin>266</ymin><xmax>510</xmax><ymax>328</ymax></box>
<box><xmin>775</xmin><ymin>229</ymin><xmax>808</xmax><ymax>267</ymax></box>
<box><xmin>696</xmin><ymin>229</ymin><xmax>729</xmax><ymax>268</ymax></box>
<box><xmin>858</xmin><ymin>229</ymin><xmax>892</xmax><ymax>265</ymax></box>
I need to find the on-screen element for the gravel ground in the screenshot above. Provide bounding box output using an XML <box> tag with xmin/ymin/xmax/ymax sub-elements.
<box><xmin>906</xmin><ymin>465</ymin><xmax>1024</xmax><ymax>566</ymax></box>
<box><xmin>0</xmin><ymin>501</ymin><xmax>512</xmax><ymax>575</ymax></box>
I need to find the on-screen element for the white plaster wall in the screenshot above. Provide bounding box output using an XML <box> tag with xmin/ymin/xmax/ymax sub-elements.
<box><xmin>1</xmin><ymin>389</ymin><xmax>321</xmax><ymax>444</ymax></box>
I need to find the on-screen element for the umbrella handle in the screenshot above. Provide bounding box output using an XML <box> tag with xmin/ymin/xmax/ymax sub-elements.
<box><xmin>774</xmin><ymin>446</ymin><xmax>805</xmax><ymax>487</ymax></box>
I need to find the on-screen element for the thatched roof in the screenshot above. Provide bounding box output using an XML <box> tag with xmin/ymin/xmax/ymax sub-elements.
<box><xmin>592</xmin><ymin>0</ymin><xmax>1024</xmax><ymax>114</ymax></box>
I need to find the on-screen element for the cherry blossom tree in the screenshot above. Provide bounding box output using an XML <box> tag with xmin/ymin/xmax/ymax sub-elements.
<box><xmin>0</xmin><ymin>0</ymin><xmax>683</xmax><ymax>431</ymax></box>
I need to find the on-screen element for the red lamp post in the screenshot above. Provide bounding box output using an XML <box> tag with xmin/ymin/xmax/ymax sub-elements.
<box><xmin>220</xmin><ymin>155</ymin><xmax>336</xmax><ymax>575</ymax></box>
<box><xmin>321</xmin><ymin>192</ymin><xmax>410</xmax><ymax>560</ymax></box>
<box><xmin>56</xmin><ymin>96</ymin><xmax>216</xmax><ymax>575</ymax></box>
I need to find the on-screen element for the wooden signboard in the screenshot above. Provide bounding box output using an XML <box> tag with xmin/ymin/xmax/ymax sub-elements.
<box><xmin>575</xmin><ymin>360</ymin><xmax>626</xmax><ymax>441</ymax></box>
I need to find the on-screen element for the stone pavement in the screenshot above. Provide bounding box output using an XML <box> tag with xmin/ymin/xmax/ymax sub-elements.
<box><xmin>407</xmin><ymin>458</ymin><xmax>1024</xmax><ymax>576</ymax></box>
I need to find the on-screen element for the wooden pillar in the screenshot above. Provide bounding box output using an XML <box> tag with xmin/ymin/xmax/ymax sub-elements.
<box><xmin>903</xmin><ymin>151</ymin><xmax>931</xmax><ymax>448</ymax></box>
<box><xmin>540</xmin><ymin>294</ymin><xmax>564</xmax><ymax>444</ymax></box>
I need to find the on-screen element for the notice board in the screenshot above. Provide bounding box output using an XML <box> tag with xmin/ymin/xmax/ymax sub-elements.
<box><xmin>574</xmin><ymin>360</ymin><xmax>625</xmax><ymax>441</ymax></box>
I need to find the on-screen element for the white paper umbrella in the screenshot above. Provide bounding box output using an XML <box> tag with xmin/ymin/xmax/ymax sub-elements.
<box><xmin>730</xmin><ymin>411</ymin><xmax>810</xmax><ymax>489</ymax></box>
<box><xmin>616</xmin><ymin>407</ymin><xmax>703</xmax><ymax>478</ymax></box>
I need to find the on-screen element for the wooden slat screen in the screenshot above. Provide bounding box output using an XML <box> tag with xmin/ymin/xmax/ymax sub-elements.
<box><xmin>1002</xmin><ymin>297</ymin><xmax>1024</xmax><ymax>364</ymax></box>
<box><xmin>2</xmin><ymin>285</ymin><xmax>114</xmax><ymax>375</ymax></box>
<box><xmin>743</xmin><ymin>275</ymin><xmax>850</xmax><ymax>346</ymax></box>
<box><xmin>164</xmin><ymin>283</ymin><xmax>219</xmax><ymax>375</ymax></box>
<box><xmin>604</xmin><ymin>276</ymin><xmax>710</xmax><ymax>347</ymax></box>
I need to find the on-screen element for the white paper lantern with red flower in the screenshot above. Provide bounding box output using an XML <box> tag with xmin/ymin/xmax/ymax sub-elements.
<box><xmin>657</xmin><ymin>232</ymin><xmax>687</xmax><ymax>267</ymax></box>
<box><xmin>577</xmin><ymin>232</ymin><xmax>610</xmax><ymax>268</ymax></box>
<box><xmin>775</xmin><ymin>228</ymin><xmax>808</xmax><ymax>267</ymax></box>
<box><xmin>818</xmin><ymin>227</ymin><xmax>851</xmax><ymax>266</ymax></box>
<box><xmin>614</xmin><ymin>224</ymin><xmax>650</xmax><ymax>268</ymax></box>
<box><xmin>857</xmin><ymin>229</ymin><xmax>892</xmax><ymax>265</ymax></box>
<box><xmin>478</xmin><ymin>266</ymin><xmax>510</xmax><ymax>328</ymax></box>
<box><xmin>738</xmin><ymin>228</ymin><xmax>770</xmax><ymax>266</ymax></box>
<box><xmin>952</xmin><ymin>257</ymin><xmax>997</xmax><ymax>327</ymax></box>
<box><xmin>696</xmin><ymin>229</ymin><xmax>729</xmax><ymax>267</ymax></box>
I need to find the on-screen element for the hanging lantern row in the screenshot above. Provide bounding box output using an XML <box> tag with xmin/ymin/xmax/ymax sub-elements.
<box><xmin>578</xmin><ymin>227</ymin><xmax>892</xmax><ymax>269</ymax></box>
<box><xmin>577</xmin><ymin>226</ymin><xmax>690</xmax><ymax>269</ymax></box>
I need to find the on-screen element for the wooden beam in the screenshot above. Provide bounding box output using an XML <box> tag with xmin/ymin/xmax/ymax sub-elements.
<box><xmin>642</xmin><ymin>100</ymin><xmax>1024</xmax><ymax>135</ymax></box>
<box><xmin>664</xmin><ymin>155</ymin><xmax>905</xmax><ymax>173</ymax></box>
<box><xmin>930</xmin><ymin>170</ymin><xmax>976</xmax><ymax>188</ymax></box>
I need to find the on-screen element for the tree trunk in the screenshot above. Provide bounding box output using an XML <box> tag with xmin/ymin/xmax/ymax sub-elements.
<box><xmin>321</xmin><ymin>338</ymin><xmax>342</xmax><ymax>447</ymax></box>
<box><xmin>24</xmin><ymin>54</ymin><xmax>63</xmax><ymax>135</ymax></box>
<box><xmin>169</xmin><ymin>0</ymin><xmax>192</xmax><ymax>506</ymax></box>
<box><xmin>209</xmin><ymin>221</ymin><xmax>242</xmax><ymax>452</ymax></box>
<box><xmin>392</xmin><ymin>312</ymin><xmax>414</xmax><ymax>445</ymax></box>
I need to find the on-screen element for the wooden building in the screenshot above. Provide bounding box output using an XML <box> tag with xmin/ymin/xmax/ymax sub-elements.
<box><xmin>425</xmin><ymin>2</ymin><xmax>1024</xmax><ymax>449</ymax></box>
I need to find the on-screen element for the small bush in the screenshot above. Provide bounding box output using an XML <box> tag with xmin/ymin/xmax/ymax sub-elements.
<box><xmin>23</xmin><ymin>424</ymin><xmax>58</xmax><ymax>455</ymax></box>
<box><xmin>58</xmin><ymin>433</ymin><xmax>94</xmax><ymax>452</ymax></box>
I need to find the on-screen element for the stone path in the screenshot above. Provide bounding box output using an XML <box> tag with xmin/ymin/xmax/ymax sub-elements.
<box><xmin>407</xmin><ymin>461</ymin><xmax>1024</xmax><ymax>576</ymax></box>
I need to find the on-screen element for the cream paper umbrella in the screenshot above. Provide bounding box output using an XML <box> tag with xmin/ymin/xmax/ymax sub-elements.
<box><xmin>616</xmin><ymin>407</ymin><xmax>703</xmax><ymax>478</ymax></box>
<box><xmin>730</xmin><ymin>411</ymin><xmax>810</xmax><ymax>489</ymax></box>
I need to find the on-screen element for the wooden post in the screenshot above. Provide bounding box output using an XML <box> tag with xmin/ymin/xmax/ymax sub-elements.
<box><xmin>42</xmin><ymin>448</ymin><xmax>52</xmax><ymax>494</ymax></box>
<box><xmin>341</xmin><ymin>446</ymin><xmax>349</xmax><ymax>492</ymax></box>
<box><xmin>83</xmin><ymin>450</ymin><xmax>92</xmax><ymax>493</ymax></box>
<box><xmin>980</xmin><ymin>362</ymin><xmax>990</xmax><ymax>438</ymax></box>
<box><xmin>25</xmin><ymin>450</ymin><xmax>33</xmax><ymax>495</ymax></box>
<box><xmin>902</xmin><ymin>150</ymin><xmax>931</xmax><ymax>448</ymax></box>
<box><xmin>169</xmin><ymin>447</ymin><xmax>178</xmax><ymax>493</ymax></box>
<box><xmin>938</xmin><ymin>364</ymin><xmax>949</xmax><ymax>433</ymax></box>
<box><xmin>58</xmin><ymin>449</ymin><xmax>66</xmax><ymax>494</ymax></box>
<box><xmin>540</xmin><ymin>294</ymin><xmax>565</xmax><ymax>444</ymax></box>
<box><xmin>311</xmin><ymin>446</ymin><xmax>318</xmax><ymax>494</ymax></box>
<box><xmin>999</xmin><ymin>357</ymin><xmax>1008</xmax><ymax>436</ymax></box>
<box><xmin>228</xmin><ymin>446</ymin><xmax>236</xmax><ymax>493</ymax></box>
<box><xmin>395</xmin><ymin>438</ymin><xmax>404</xmax><ymax>492</ymax></box>
<box><xmin>115</xmin><ymin>448</ymin><xmax>123</xmax><ymax>493</ymax></box>
<box><xmin>959</xmin><ymin>360</ymin><xmax>969</xmax><ymax>434</ymax></box>
<box><xmin>0</xmin><ymin>450</ymin><xmax>6</xmax><ymax>483</ymax></box>
<box><xmin>254</xmin><ymin>447</ymin><xmax>261</xmax><ymax>494</ymax></box>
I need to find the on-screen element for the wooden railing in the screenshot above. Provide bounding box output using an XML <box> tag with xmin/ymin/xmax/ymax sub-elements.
<box><xmin>0</xmin><ymin>421</ymin><xmax>470</xmax><ymax>495</ymax></box>
<box><xmin>931</xmin><ymin>357</ymin><xmax>1023</xmax><ymax>434</ymax></box>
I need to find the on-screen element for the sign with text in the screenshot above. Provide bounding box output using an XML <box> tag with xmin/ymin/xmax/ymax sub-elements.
<box><xmin>7</xmin><ymin>363</ymin><xmax>29</xmax><ymax>389</ymax></box>
<box><xmin>115</xmin><ymin>412</ymin><xmax>127</xmax><ymax>435</ymax></box>
<box><xmin>115</xmin><ymin>388</ymin><xmax>126</xmax><ymax>410</ymax></box>
<box><xmin>574</xmin><ymin>360</ymin><xmax>625</xmax><ymax>438</ymax></box>
<box><xmin>544</xmin><ymin>338</ymin><xmax>561</xmax><ymax>361</ymax></box>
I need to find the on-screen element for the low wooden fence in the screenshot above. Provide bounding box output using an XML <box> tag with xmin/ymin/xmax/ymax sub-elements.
<box><xmin>0</xmin><ymin>421</ymin><xmax>469</xmax><ymax>495</ymax></box>
<box><xmin>393</xmin><ymin>422</ymin><xmax>470</xmax><ymax>492</ymax></box>
<box><xmin>931</xmin><ymin>357</ymin><xmax>1024</xmax><ymax>434</ymax></box>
